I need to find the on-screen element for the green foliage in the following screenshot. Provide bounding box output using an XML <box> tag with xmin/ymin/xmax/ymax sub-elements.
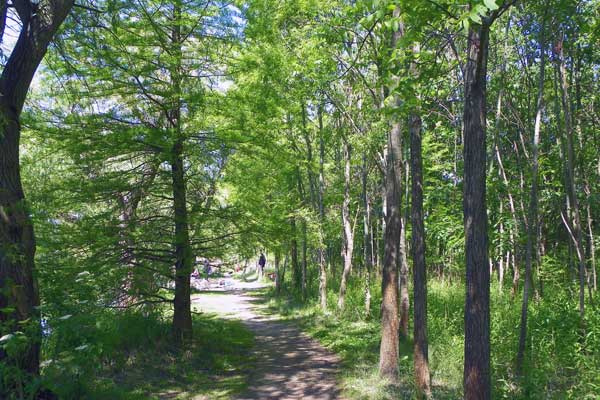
<box><xmin>40</xmin><ymin>311</ymin><xmax>253</xmax><ymax>399</ymax></box>
<box><xmin>262</xmin><ymin>277</ymin><xmax>600</xmax><ymax>399</ymax></box>
<box><xmin>3</xmin><ymin>0</ymin><xmax>598</xmax><ymax>397</ymax></box>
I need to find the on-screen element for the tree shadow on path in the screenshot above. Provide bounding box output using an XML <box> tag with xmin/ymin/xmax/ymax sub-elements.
<box><xmin>192</xmin><ymin>285</ymin><xmax>345</xmax><ymax>400</ymax></box>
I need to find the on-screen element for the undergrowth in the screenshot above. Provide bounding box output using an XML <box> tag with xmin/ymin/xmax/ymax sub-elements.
<box><xmin>263</xmin><ymin>274</ymin><xmax>599</xmax><ymax>399</ymax></box>
<box><xmin>35</xmin><ymin>311</ymin><xmax>254</xmax><ymax>399</ymax></box>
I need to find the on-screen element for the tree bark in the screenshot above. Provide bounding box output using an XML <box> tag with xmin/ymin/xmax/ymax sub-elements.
<box><xmin>301</xmin><ymin>219</ymin><xmax>308</xmax><ymax>300</ymax></box>
<box><xmin>379</xmin><ymin>116</ymin><xmax>402</xmax><ymax>382</ymax></box>
<box><xmin>379</xmin><ymin>5</ymin><xmax>403</xmax><ymax>383</ymax></box>
<box><xmin>338</xmin><ymin>138</ymin><xmax>354</xmax><ymax>310</ymax></box>
<box><xmin>318</xmin><ymin>104</ymin><xmax>328</xmax><ymax>310</ymax></box>
<box><xmin>463</xmin><ymin>20</ymin><xmax>492</xmax><ymax>400</ymax></box>
<box><xmin>0</xmin><ymin>0</ymin><xmax>74</xmax><ymax>382</ymax></box>
<box><xmin>171</xmin><ymin>138</ymin><xmax>193</xmax><ymax>343</ymax></box>
<box><xmin>410</xmin><ymin>110</ymin><xmax>431</xmax><ymax>398</ymax></box>
<box><xmin>399</xmin><ymin>213</ymin><xmax>410</xmax><ymax>339</ymax></box>
<box><xmin>291</xmin><ymin>217</ymin><xmax>300</xmax><ymax>291</ymax></box>
<box><xmin>275</xmin><ymin>251</ymin><xmax>282</xmax><ymax>293</ymax></box>
<box><xmin>362</xmin><ymin>155</ymin><xmax>373</xmax><ymax>317</ymax></box>
<box><xmin>584</xmin><ymin>189</ymin><xmax>596</xmax><ymax>291</ymax></box>
<box><xmin>170</xmin><ymin>2</ymin><xmax>192</xmax><ymax>343</ymax></box>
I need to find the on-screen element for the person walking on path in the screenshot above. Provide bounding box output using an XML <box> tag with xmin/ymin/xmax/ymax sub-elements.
<box><xmin>258</xmin><ymin>252</ymin><xmax>266</xmax><ymax>280</ymax></box>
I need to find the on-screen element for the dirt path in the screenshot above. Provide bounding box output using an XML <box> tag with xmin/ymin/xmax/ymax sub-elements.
<box><xmin>191</xmin><ymin>279</ymin><xmax>344</xmax><ymax>400</ymax></box>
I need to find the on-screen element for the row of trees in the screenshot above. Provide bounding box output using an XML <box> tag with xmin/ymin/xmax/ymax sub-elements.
<box><xmin>223</xmin><ymin>0</ymin><xmax>598</xmax><ymax>398</ymax></box>
<box><xmin>1</xmin><ymin>0</ymin><xmax>243</xmax><ymax>394</ymax></box>
<box><xmin>1</xmin><ymin>0</ymin><xmax>598</xmax><ymax>398</ymax></box>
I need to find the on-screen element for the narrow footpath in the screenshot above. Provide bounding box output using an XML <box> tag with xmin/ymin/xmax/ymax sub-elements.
<box><xmin>191</xmin><ymin>279</ymin><xmax>345</xmax><ymax>400</ymax></box>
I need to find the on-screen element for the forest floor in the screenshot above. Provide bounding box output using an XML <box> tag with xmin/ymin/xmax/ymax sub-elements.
<box><xmin>191</xmin><ymin>278</ymin><xmax>345</xmax><ymax>400</ymax></box>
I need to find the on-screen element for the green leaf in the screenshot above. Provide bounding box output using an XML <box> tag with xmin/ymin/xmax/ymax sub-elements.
<box><xmin>469</xmin><ymin>10</ymin><xmax>482</xmax><ymax>24</ymax></box>
<box><xmin>483</xmin><ymin>0</ymin><xmax>500</xmax><ymax>11</ymax></box>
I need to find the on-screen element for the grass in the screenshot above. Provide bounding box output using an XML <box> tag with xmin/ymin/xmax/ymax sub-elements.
<box><xmin>257</xmin><ymin>277</ymin><xmax>600</xmax><ymax>400</ymax></box>
<box><xmin>42</xmin><ymin>312</ymin><xmax>255</xmax><ymax>399</ymax></box>
<box><xmin>258</xmin><ymin>281</ymin><xmax>463</xmax><ymax>399</ymax></box>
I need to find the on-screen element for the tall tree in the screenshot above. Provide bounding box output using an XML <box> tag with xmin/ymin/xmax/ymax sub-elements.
<box><xmin>318</xmin><ymin>103</ymin><xmax>328</xmax><ymax>311</ymax></box>
<box><xmin>338</xmin><ymin>137</ymin><xmax>354</xmax><ymax>310</ymax></box>
<box><xmin>379</xmin><ymin>6</ymin><xmax>403</xmax><ymax>382</ymax></box>
<box><xmin>409</xmin><ymin>41</ymin><xmax>431</xmax><ymax>396</ymax></box>
<box><xmin>169</xmin><ymin>0</ymin><xmax>193</xmax><ymax>343</ymax></box>
<box><xmin>0</xmin><ymin>0</ymin><xmax>74</xmax><ymax>384</ymax></box>
<box><xmin>517</xmin><ymin>6</ymin><xmax>547</xmax><ymax>372</ymax></box>
<box><xmin>556</xmin><ymin>31</ymin><xmax>587</xmax><ymax>324</ymax></box>
<box><xmin>461</xmin><ymin>2</ymin><xmax>515</xmax><ymax>398</ymax></box>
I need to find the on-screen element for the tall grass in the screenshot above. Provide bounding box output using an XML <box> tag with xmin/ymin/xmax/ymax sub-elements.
<box><xmin>264</xmin><ymin>273</ymin><xmax>599</xmax><ymax>399</ymax></box>
<box><xmin>36</xmin><ymin>310</ymin><xmax>254</xmax><ymax>399</ymax></box>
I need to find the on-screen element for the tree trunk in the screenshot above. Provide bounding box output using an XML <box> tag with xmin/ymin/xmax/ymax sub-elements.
<box><xmin>492</xmin><ymin>71</ymin><xmax>521</xmax><ymax>298</ymax></box>
<box><xmin>280</xmin><ymin>255</ymin><xmax>288</xmax><ymax>293</ymax></box>
<box><xmin>410</xmin><ymin>110</ymin><xmax>431</xmax><ymax>398</ymax></box>
<box><xmin>301</xmin><ymin>219</ymin><xmax>308</xmax><ymax>300</ymax></box>
<box><xmin>510</xmin><ymin>233</ymin><xmax>519</xmax><ymax>298</ymax></box>
<box><xmin>495</xmin><ymin>129</ymin><xmax>521</xmax><ymax>299</ymax></box>
<box><xmin>171</xmin><ymin>138</ymin><xmax>193</xmax><ymax>342</ymax></box>
<box><xmin>338</xmin><ymin>139</ymin><xmax>354</xmax><ymax>311</ymax></box>
<box><xmin>0</xmin><ymin>0</ymin><xmax>74</xmax><ymax>383</ymax></box>
<box><xmin>498</xmin><ymin>202</ymin><xmax>505</xmax><ymax>291</ymax></box>
<box><xmin>517</xmin><ymin>13</ymin><xmax>546</xmax><ymax>373</ymax></box>
<box><xmin>463</xmin><ymin>20</ymin><xmax>492</xmax><ymax>400</ymax></box>
<box><xmin>275</xmin><ymin>251</ymin><xmax>281</xmax><ymax>293</ymax></box>
<box><xmin>170</xmin><ymin>3</ymin><xmax>192</xmax><ymax>343</ymax></box>
<box><xmin>318</xmin><ymin>104</ymin><xmax>328</xmax><ymax>310</ymax></box>
<box><xmin>362</xmin><ymin>155</ymin><xmax>373</xmax><ymax>317</ymax></box>
<box><xmin>379</xmin><ymin>116</ymin><xmax>403</xmax><ymax>382</ymax></box>
<box><xmin>585</xmin><ymin>191</ymin><xmax>596</xmax><ymax>291</ymax></box>
<box><xmin>379</xmin><ymin>5</ymin><xmax>403</xmax><ymax>383</ymax></box>
<box><xmin>557</xmin><ymin>34</ymin><xmax>586</xmax><ymax>323</ymax></box>
<box><xmin>399</xmin><ymin>213</ymin><xmax>410</xmax><ymax>339</ymax></box>
<box><xmin>290</xmin><ymin>216</ymin><xmax>300</xmax><ymax>291</ymax></box>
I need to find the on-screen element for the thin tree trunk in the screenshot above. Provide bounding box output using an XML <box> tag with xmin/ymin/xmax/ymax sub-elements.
<box><xmin>410</xmin><ymin>107</ymin><xmax>431</xmax><ymax>397</ymax></box>
<box><xmin>399</xmin><ymin>213</ymin><xmax>410</xmax><ymax>338</ymax></box>
<box><xmin>510</xmin><ymin>231</ymin><xmax>519</xmax><ymax>297</ymax></box>
<box><xmin>538</xmin><ymin>222</ymin><xmax>545</xmax><ymax>296</ymax></box>
<box><xmin>398</xmin><ymin>154</ymin><xmax>411</xmax><ymax>338</ymax></box>
<box><xmin>291</xmin><ymin>217</ymin><xmax>300</xmax><ymax>291</ymax></box>
<box><xmin>494</xmin><ymin>121</ymin><xmax>521</xmax><ymax>297</ymax></box>
<box><xmin>318</xmin><ymin>104</ymin><xmax>328</xmax><ymax>311</ymax></box>
<box><xmin>281</xmin><ymin>255</ymin><xmax>289</xmax><ymax>293</ymax></box>
<box><xmin>275</xmin><ymin>251</ymin><xmax>282</xmax><ymax>293</ymax></box>
<box><xmin>572</xmin><ymin>46</ymin><xmax>596</xmax><ymax>296</ymax></box>
<box><xmin>338</xmin><ymin>139</ymin><xmax>354</xmax><ymax>310</ymax></box>
<box><xmin>557</xmin><ymin>34</ymin><xmax>586</xmax><ymax>323</ymax></box>
<box><xmin>302</xmin><ymin>220</ymin><xmax>308</xmax><ymax>300</ymax></box>
<box><xmin>362</xmin><ymin>155</ymin><xmax>373</xmax><ymax>317</ymax></box>
<box><xmin>584</xmin><ymin>190</ymin><xmax>596</xmax><ymax>291</ymax></box>
<box><xmin>499</xmin><ymin>202</ymin><xmax>505</xmax><ymax>291</ymax></box>
<box><xmin>517</xmin><ymin>12</ymin><xmax>546</xmax><ymax>373</ymax></box>
<box><xmin>381</xmin><ymin>181</ymin><xmax>387</xmax><ymax>275</ymax></box>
